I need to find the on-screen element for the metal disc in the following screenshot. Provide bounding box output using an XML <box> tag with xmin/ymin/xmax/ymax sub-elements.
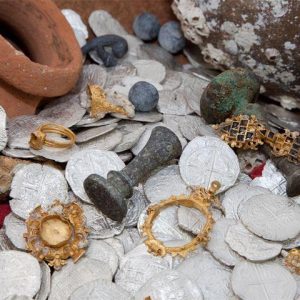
<box><xmin>70</xmin><ymin>279</ymin><xmax>132</xmax><ymax>300</ymax></box>
<box><xmin>105</xmin><ymin>63</ymin><xmax>137</xmax><ymax>88</ymax></box>
<box><xmin>10</xmin><ymin>164</ymin><xmax>69</xmax><ymax>219</ymax></box>
<box><xmin>282</xmin><ymin>234</ymin><xmax>300</xmax><ymax>250</ymax></box>
<box><xmin>222</xmin><ymin>184</ymin><xmax>271</xmax><ymax>220</ymax></box>
<box><xmin>35</xmin><ymin>262</ymin><xmax>51</xmax><ymax>300</ymax></box>
<box><xmin>2</xmin><ymin>148</ymin><xmax>35</xmax><ymax>159</ymax></box>
<box><xmin>238</xmin><ymin>194</ymin><xmax>300</xmax><ymax>241</ymax></box>
<box><xmin>225</xmin><ymin>222</ymin><xmax>282</xmax><ymax>261</ymax></box>
<box><xmin>4</xmin><ymin>213</ymin><xmax>26</xmax><ymax>250</ymax></box>
<box><xmin>206</xmin><ymin>218</ymin><xmax>243</xmax><ymax>266</ymax></box>
<box><xmin>49</xmin><ymin>258</ymin><xmax>112</xmax><ymax>300</ymax></box>
<box><xmin>132</xmin><ymin>59</ymin><xmax>166</xmax><ymax>83</ymax></box>
<box><xmin>0</xmin><ymin>228</ymin><xmax>15</xmax><ymax>251</ymax></box>
<box><xmin>76</xmin><ymin>117</ymin><xmax>119</xmax><ymax>128</ymax></box>
<box><xmin>178</xmin><ymin>115</ymin><xmax>206</xmax><ymax>141</ymax></box>
<box><xmin>176</xmin><ymin>250</ymin><xmax>235</xmax><ymax>300</ymax></box>
<box><xmin>104</xmin><ymin>238</ymin><xmax>125</xmax><ymax>260</ymax></box>
<box><xmin>0</xmin><ymin>106</ymin><xmax>7</xmax><ymax>151</ymax></box>
<box><xmin>76</xmin><ymin>124</ymin><xmax>118</xmax><ymax>143</ymax></box>
<box><xmin>135</xmin><ymin>270</ymin><xmax>203</xmax><ymax>300</ymax></box>
<box><xmin>161</xmin><ymin>70</ymin><xmax>183</xmax><ymax>91</ymax></box>
<box><xmin>66</xmin><ymin>149</ymin><xmax>125</xmax><ymax>203</ymax></box>
<box><xmin>232</xmin><ymin>260</ymin><xmax>297</xmax><ymax>300</ymax></box>
<box><xmin>144</xmin><ymin>165</ymin><xmax>189</xmax><ymax>203</ymax></box>
<box><xmin>0</xmin><ymin>250</ymin><xmax>41</xmax><ymax>300</ymax></box>
<box><xmin>115</xmin><ymin>228</ymin><xmax>142</xmax><ymax>254</ymax></box>
<box><xmin>129</xmin><ymin>112</ymin><xmax>163</xmax><ymax>123</ymax></box>
<box><xmin>114</xmin><ymin>127</ymin><xmax>145</xmax><ymax>153</ymax></box>
<box><xmin>179</xmin><ymin>136</ymin><xmax>240</xmax><ymax>193</ymax></box>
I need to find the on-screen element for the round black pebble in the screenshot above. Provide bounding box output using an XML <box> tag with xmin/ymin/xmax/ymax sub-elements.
<box><xmin>133</xmin><ymin>12</ymin><xmax>160</xmax><ymax>41</ymax></box>
<box><xmin>129</xmin><ymin>81</ymin><xmax>159</xmax><ymax>112</ymax></box>
<box><xmin>158</xmin><ymin>21</ymin><xmax>186</xmax><ymax>54</ymax></box>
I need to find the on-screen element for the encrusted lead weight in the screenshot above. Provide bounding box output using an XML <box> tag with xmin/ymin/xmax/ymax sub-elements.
<box><xmin>84</xmin><ymin>126</ymin><xmax>182</xmax><ymax>222</ymax></box>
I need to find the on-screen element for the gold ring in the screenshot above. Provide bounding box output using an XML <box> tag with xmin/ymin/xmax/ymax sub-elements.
<box><xmin>29</xmin><ymin>123</ymin><xmax>76</xmax><ymax>150</ymax></box>
<box><xmin>142</xmin><ymin>181</ymin><xmax>221</xmax><ymax>257</ymax></box>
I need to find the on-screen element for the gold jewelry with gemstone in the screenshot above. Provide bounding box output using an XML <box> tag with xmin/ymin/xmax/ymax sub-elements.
<box><xmin>142</xmin><ymin>181</ymin><xmax>221</xmax><ymax>257</ymax></box>
<box><xmin>88</xmin><ymin>84</ymin><xmax>128</xmax><ymax>118</ymax></box>
<box><xmin>29</xmin><ymin>123</ymin><xmax>76</xmax><ymax>150</ymax></box>
<box><xmin>284</xmin><ymin>248</ymin><xmax>300</xmax><ymax>275</ymax></box>
<box><xmin>24</xmin><ymin>200</ymin><xmax>89</xmax><ymax>269</ymax></box>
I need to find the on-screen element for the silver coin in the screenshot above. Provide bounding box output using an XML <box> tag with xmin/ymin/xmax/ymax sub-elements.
<box><xmin>2</xmin><ymin>148</ymin><xmax>35</xmax><ymax>159</ymax></box>
<box><xmin>132</xmin><ymin>59</ymin><xmax>166</xmax><ymax>83</ymax></box>
<box><xmin>7</xmin><ymin>115</ymin><xmax>49</xmax><ymax>149</ymax></box>
<box><xmin>179</xmin><ymin>136</ymin><xmax>240</xmax><ymax>193</ymax></box>
<box><xmin>88</xmin><ymin>10</ymin><xmax>127</xmax><ymax>37</ymax></box>
<box><xmin>206</xmin><ymin>218</ymin><xmax>243</xmax><ymax>267</ymax></box>
<box><xmin>82</xmin><ymin>203</ymin><xmax>125</xmax><ymax>238</ymax></box>
<box><xmin>75</xmin><ymin>114</ymin><xmax>105</xmax><ymax>126</ymax></box>
<box><xmin>35</xmin><ymin>262</ymin><xmax>51</xmax><ymax>300</ymax></box>
<box><xmin>130</xmin><ymin>112</ymin><xmax>163</xmax><ymax>123</ymax></box>
<box><xmin>195</xmin><ymin>124</ymin><xmax>218</xmax><ymax>137</ymax></box>
<box><xmin>117</xmin><ymin>120</ymin><xmax>144</xmax><ymax>134</ymax></box>
<box><xmin>71</xmin><ymin>64</ymin><xmax>108</xmax><ymax>94</ymax></box>
<box><xmin>10</xmin><ymin>164</ymin><xmax>69</xmax><ymax>219</ymax></box>
<box><xmin>236</xmin><ymin>172</ymin><xmax>253</xmax><ymax>184</ymax></box>
<box><xmin>282</xmin><ymin>234</ymin><xmax>300</xmax><ymax>250</ymax></box>
<box><xmin>0</xmin><ymin>106</ymin><xmax>7</xmax><ymax>151</ymax></box>
<box><xmin>239</xmin><ymin>194</ymin><xmax>300</xmax><ymax>241</ymax></box>
<box><xmin>177</xmin><ymin>206</ymin><xmax>222</xmax><ymax>235</ymax></box>
<box><xmin>178</xmin><ymin>115</ymin><xmax>206</xmax><ymax>141</ymax></box>
<box><xmin>0</xmin><ymin>250</ymin><xmax>41</xmax><ymax>300</ymax></box>
<box><xmin>114</xmin><ymin>127</ymin><xmax>145</xmax><ymax>153</ymax></box>
<box><xmin>0</xmin><ymin>228</ymin><xmax>15</xmax><ymax>251</ymax></box>
<box><xmin>76</xmin><ymin>124</ymin><xmax>118</xmax><ymax>143</ymax></box>
<box><xmin>135</xmin><ymin>269</ymin><xmax>203</xmax><ymax>300</ymax></box>
<box><xmin>144</xmin><ymin>165</ymin><xmax>189</xmax><ymax>203</ymax></box>
<box><xmin>222</xmin><ymin>184</ymin><xmax>271</xmax><ymax>220</ymax></box>
<box><xmin>85</xmin><ymin>239</ymin><xmax>119</xmax><ymax>275</ymax></box>
<box><xmin>66</xmin><ymin>149</ymin><xmax>125</xmax><ymax>203</ymax></box>
<box><xmin>124</xmin><ymin>187</ymin><xmax>149</xmax><ymax>227</ymax></box>
<box><xmin>138</xmin><ymin>205</ymin><xmax>192</xmax><ymax>242</ymax></box>
<box><xmin>115</xmin><ymin>228</ymin><xmax>142</xmax><ymax>254</ymax></box>
<box><xmin>105</xmin><ymin>63</ymin><xmax>137</xmax><ymax>88</ymax></box>
<box><xmin>77</xmin><ymin>117</ymin><xmax>119</xmax><ymax>128</ymax></box>
<box><xmin>104</xmin><ymin>238</ymin><xmax>125</xmax><ymax>260</ymax></box>
<box><xmin>161</xmin><ymin>70</ymin><xmax>183</xmax><ymax>91</ymax></box>
<box><xmin>49</xmin><ymin>257</ymin><xmax>112</xmax><ymax>300</ymax></box>
<box><xmin>176</xmin><ymin>250</ymin><xmax>235</xmax><ymax>300</ymax></box>
<box><xmin>70</xmin><ymin>279</ymin><xmax>132</xmax><ymax>300</ymax></box>
<box><xmin>79</xmin><ymin>130</ymin><xmax>123</xmax><ymax>152</ymax></box>
<box><xmin>38</xmin><ymin>94</ymin><xmax>86</xmax><ymax>128</ymax></box>
<box><xmin>158</xmin><ymin>89</ymin><xmax>194</xmax><ymax>116</ymax></box>
<box><xmin>232</xmin><ymin>260</ymin><xmax>297</xmax><ymax>300</ymax></box>
<box><xmin>250</xmin><ymin>159</ymin><xmax>287</xmax><ymax>196</ymax></box>
<box><xmin>115</xmin><ymin>244</ymin><xmax>170</xmax><ymax>295</ymax></box>
<box><xmin>4</xmin><ymin>213</ymin><xmax>26</xmax><ymax>250</ymax></box>
<box><xmin>4</xmin><ymin>296</ymin><xmax>33</xmax><ymax>300</ymax></box>
<box><xmin>226</xmin><ymin>221</ymin><xmax>282</xmax><ymax>261</ymax></box>
<box><xmin>121</xmin><ymin>34</ymin><xmax>143</xmax><ymax>63</ymax></box>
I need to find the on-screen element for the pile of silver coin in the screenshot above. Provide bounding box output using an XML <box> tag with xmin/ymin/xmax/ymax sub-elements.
<box><xmin>0</xmin><ymin>9</ymin><xmax>299</xmax><ymax>300</ymax></box>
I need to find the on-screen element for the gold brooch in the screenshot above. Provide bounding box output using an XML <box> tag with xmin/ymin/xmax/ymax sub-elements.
<box><xmin>284</xmin><ymin>248</ymin><xmax>300</xmax><ymax>275</ymax></box>
<box><xmin>24</xmin><ymin>200</ymin><xmax>89</xmax><ymax>269</ymax></box>
<box><xmin>29</xmin><ymin>123</ymin><xmax>76</xmax><ymax>150</ymax></box>
<box><xmin>142</xmin><ymin>181</ymin><xmax>221</xmax><ymax>257</ymax></box>
<box><xmin>88</xmin><ymin>85</ymin><xmax>128</xmax><ymax>118</ymax></box>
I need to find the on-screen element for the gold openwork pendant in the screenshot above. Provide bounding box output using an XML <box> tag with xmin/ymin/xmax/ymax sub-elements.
<box><xmin>142</xmin><ymin>181</ymin><xmax>221</xmax><ymax>257</ymax></box>
<box><xmin>24</xmin><ymin>200</ymin><xmax>89</xmax><ymax>269</ymax></box>
<box><xmin>285</xmin><ymin>248</ymin><xmax>300</xmax><ymax>275</ymax></box>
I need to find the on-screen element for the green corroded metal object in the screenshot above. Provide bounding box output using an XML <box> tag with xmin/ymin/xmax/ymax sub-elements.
<box><xmin>201</xmin><ymin>68</ymin><xmax>261</xmax><ymax>124</ymax></box>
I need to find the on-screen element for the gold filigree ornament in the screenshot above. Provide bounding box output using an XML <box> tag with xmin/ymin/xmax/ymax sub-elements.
<box><xmin>284</xmin><ymin>248</ymin><xmax>300</xmax><ymax>275</ymax></box>
<box><xmin>142</xmin><ymin>181</ymin><xmax>221</xmax><ymax>257</ymax></box>
<box><xmin>24</xmin><ymin>200</ymin><xmax>89</xmax><ymax>269</ymax></box>
<box><xmin>88</xmin><ymin>84</ymin><xmax>128</xmax><ymax>118</ymax></box>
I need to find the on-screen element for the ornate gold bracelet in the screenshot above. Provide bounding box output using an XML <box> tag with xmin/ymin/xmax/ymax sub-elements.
<box><xmin>142</xmin><ymin>181</ymin><xmax>221</xmax><ymax>257</ymax></box>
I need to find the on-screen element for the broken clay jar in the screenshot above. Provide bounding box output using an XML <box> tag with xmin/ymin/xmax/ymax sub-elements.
<box><xmin>0</xmin><ymin>0</ymin><xmax>83</xmax><ymax>117</ymax></box>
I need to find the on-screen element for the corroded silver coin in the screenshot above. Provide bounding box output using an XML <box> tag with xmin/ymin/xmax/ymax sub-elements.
<box><xmin>3</xmin><ymin>296</ymin><xmax>33</xmax><ymax>300</ymax></box>
<box><xmin>124</xmin><ymin>187</ymin><xmax>149</xmax><ymax>227</ymax></box>
<box><xmin>135</xmin><ymin>270</ymin><xmax>203</xmax><ymax>300</ymax></box>
<box><xmin>206</xmin><ymin>218</ymin><xmax>243</xmax><ymax>267</ymax></box>
<box><xmin>4</xmin><ymin>213</ymin><xmax>26</xmax><ymax>250</ymax></box>
<box><xmin>76</xmin><ymin>124</ymin><xmax>118</xmax><ymax>143</ymax></box>
<box><xmin>114</xmin><ymin>127</ymin><xmax>145</xmax><ymax>153</ymax></box>
<box><xmin>222</xmin><ymin>184</ymin><xmax>271</xmax><ymax>220</ymax></box>
<box><xmin>130</xmin><ymin>112</ymin><xmax>163</xmax><ymax>123</ymax></box>
<box><xmin>238</xmin><ymin>194</ymin><xmax>300</xmax><ymax>241</ymax></box>
<box><xmin>132</xmin><ymin>59</ymin><xmax>166</xmax><ymax>83</ymax></box>
<box><xmin>225</xmin><ymin>222</ymin><xmax>282</xmax><ymax>261</ymax></box>
<box><xmin>121</xmin><ymin>34</ymin><xmax>143</xmax><ymax>63</ymax></box>
<box><xmin>49</xmin><ymin>258</ymin><xmax>112</xmax><ymax>300</ymax></box>
<box><xmin>179</xmin><ymin>136</ymin><xmax>240</xmax><ymax>193</ymax></box>
<box><xmin>38</xmin><ymin>94</ymin><xmax>86</xmax><ymax>128</ymax></box>
<box><xmin>0</xmin><ymin>228</ymin><xmax>15</xmax><ymax>251</ymax></box>
<box><xmin>144</xmin><ymin>165</ymin><xmax>189</xmax><ymax>203</ymax></box>
<box><xmin>75</xmin><ymin>114</ymin><xmax>105</xmax><ymax>127</ymax></box>
<box><xmin>115</xmin><ymin>228</ymin><xmax>142</xmax><ymax>254</ymax></box>
<box><xmin>70</xmin><ymin>279</ymin><xmax>132</xmax><ymax>300</ymax></box>
<box><xmin>105</xmin><ymin>63</ymin><xmax>137</xmax><ymax>88</ymax></box>
<box><xmin>0</xmin><ymin>250</ymin><xmax>41</xmax><ymax>300</ymax></box>
<box><xmin>66</xmin><ymin>149</ymin><xmax>125</xmax><ymax>203</ymax></box>
<box><xmin>161</xmin><ymin>70</ymin><xmax>183</xmax><ymax>91</ymax></box>
<box><xmin>232</xmin><ymin>260</ymin><xmax>297</xmax><ymax>300</ymax></box>
<box><xmin>77</xmin><ymin>117</ymin><xmax>119</xmax><ymax>128</ymax></box>
<box><xmin>104</xmin><ymin>238</ymin><xmax>125</xmax><ymax>260</ymax></box>
<box><xmin>115</xmin><ymin>244</ymin><xmax>170</xmax><ymax>295</ymax></box>
<box><xmin>282</xmin><ymin>234</ymin><xmax>300</xmax><ymax>250</ymax></box>
<box><xmin>35</xmin><ymin>262</ymin><xmax>51</xmax><ymax>300</ymax></box>
<box><xmin>82</xmin><ymin>202</ymin><xmax>125</xmax><ymax>238</ymax></box>
<box><xmin>2</xmin><ymin>148</ymin><xmax>35</xmax><ymax>159</ymax></box>
<box><xmin>10</xmin><ymin>164</ymin><xmax>69</xmax><ymax>219</ymax></box>
<box><xmin>85</xmin><ymin>239</ymin><xmax>119</xmax><ymax>275</ymax></box>
<box><xmin>79</xmin><ymin>130</ymin><xmax>123</xmax><ymax>152</ymax></box>
<box><xmin>176</xmin><ymin>250</ymin><xmax>235</xmax><ymax>300</ymax></box>
<box><xmin>178</xmin><ymin>115</ymin><xmax>206</xmax><ymax>141</ymax></box>
<box><xmin>0</xmin><ymin>106</ymin><xmax>7</xmax><ymax>151</ymax></box>
<box><xmin>177</xmin><ymin>206</ymin><xmax>222</xmax><ymax>235</ymax></box>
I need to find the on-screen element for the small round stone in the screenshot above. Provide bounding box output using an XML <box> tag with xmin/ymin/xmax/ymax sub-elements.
<box><xmin>128</xmin><ymin>81</ymin><xmax>159</xmax><ymax>112</ymax></box>
<box><xmin>158</xmin><ymin>21</ymin><xmax>186</xmax><ymax>54</ymax></box>
<box><xmin>133</xmin><ymin>12</ymin><xmax>160</xmax><ymax>41</ymax></box>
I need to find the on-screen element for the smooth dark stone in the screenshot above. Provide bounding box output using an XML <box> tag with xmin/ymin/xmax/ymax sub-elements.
<box><xmin>133</xmin><ymin>12</ymin><xmax>160</xmax><ymax>41</ymax></box>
